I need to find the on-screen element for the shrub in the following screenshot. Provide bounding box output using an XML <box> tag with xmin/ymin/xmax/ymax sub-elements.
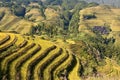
<box><xmin>92</xmin><ymin>26</ymin><xmax>111</xmax><ymax>35</ymax></box>
<box><xmin>83</xmin><ymin>14</ymin><xmax>96</xmax><ymax>19</ymax></box>
<box><xmin>0</xmin><ymin>12</ymin><xmax>5</xmax><ymax>20</ymax></box>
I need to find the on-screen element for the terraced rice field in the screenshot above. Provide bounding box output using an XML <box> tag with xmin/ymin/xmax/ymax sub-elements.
<box><xmin>0</xmin><ymin>32</ymin><xmax>81</xmax><ymax>80</ymax></box>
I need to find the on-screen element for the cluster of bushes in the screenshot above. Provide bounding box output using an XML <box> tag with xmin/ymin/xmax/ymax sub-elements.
<box><xmin>69</xmin><ymin>30</ymin><xmax>120</xmax><ymax>78</ymax></box>
<box><xmin>92</xmin><ymin>26</ymin><xmax>111</xmax><ymax>35</ymax></box>
<box><xmin>70</xmin><ymin>41</ymin><xmax>99</xmax><ymax>76</ymax></box>
<box><xmin>83</xmin><ymin>14</ymin><xmax>96</xmax><ymax>20</ymax></box>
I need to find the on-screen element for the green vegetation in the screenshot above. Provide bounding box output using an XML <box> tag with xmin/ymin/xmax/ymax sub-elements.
<box><xmin>0</xmin><ymin>0</ymin><xmax>120</xmax><ymax>80</ymax></box>
<box><xmin>0</xmin><ymin>32</ymin><xmax>79</xmax><ymax>80</ymax></box>
<box><xmin>13</xmin><ymin>6</ymin><xmax>26</xmax><ymax>17</ymax></box>
<box><xmin>0</xmin><ymin>0</ymin><xmax>98</xmax><ymax>34</ymax></box>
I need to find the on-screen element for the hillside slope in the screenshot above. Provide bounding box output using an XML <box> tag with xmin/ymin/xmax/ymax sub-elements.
<box><xmin>0</xmin><ymin>8</ymin><xmax>37</xmax><ymax>34</ymax></box>
<box><xmin>0</xmin><ymin>32</ymin><xmax>82</xmax><ymax>80</ymax></box>
<box><xmin>79</xmin><ymin>6</ymin><xmax>120</xmax><ymax>31</ymax></box>
<box><xmin>79</xmin><ymin>5</ymin><xmax>120</xmax><ymax>45</ymax></box>
<box><xmin>1</xmin><ymin>31</ymin><xmax>120</xmax><ymax>80</ymax></box>
<box><xmin>0</xmin><ymin>6</ymin><xmax>63</xmax><ymax>34</ymax></box>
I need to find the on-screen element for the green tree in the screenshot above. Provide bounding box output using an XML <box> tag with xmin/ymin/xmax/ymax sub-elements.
<box><xmin>69</xmin><ymin>10</ymin><xmax>79</xmax><ymax>33</ymax></box>
<box><xmin>62</xmin><ymin>0</ymin><xmax>79</xmax><ymax>10</ymax></box>
<box><xmin>13</xmin><ymin>6</ymin><xmax>26</xmax><ymax>17</ymax></box>
<box><xmin>74</xmin><ymin>1</ymin><xmax>88</xmax><ymax>11</ymax></box>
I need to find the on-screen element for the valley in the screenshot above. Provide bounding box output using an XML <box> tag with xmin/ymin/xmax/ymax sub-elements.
<box><xmin>0</xmin><ymin>0</ymin><xmax>120</xmax><ymax>80</ymax></box>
